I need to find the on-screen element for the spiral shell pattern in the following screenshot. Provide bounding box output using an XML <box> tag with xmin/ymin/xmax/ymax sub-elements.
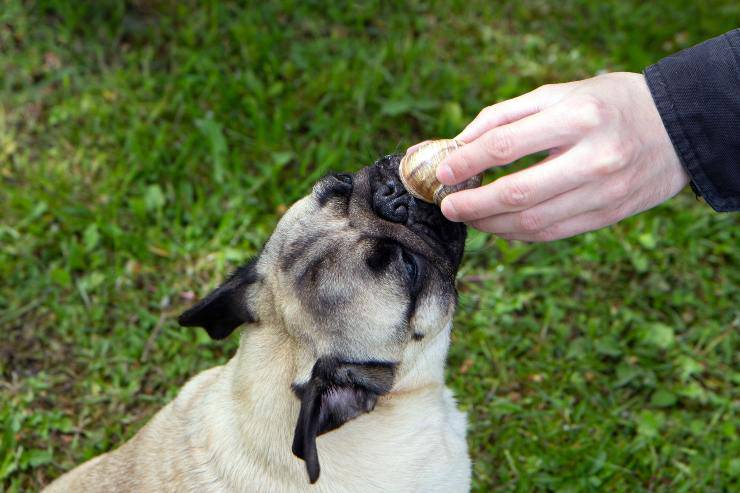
<box><xmin>398</xmin><ymin>139</ymin><xmax>482</xmax><ymax>205</ymax></box>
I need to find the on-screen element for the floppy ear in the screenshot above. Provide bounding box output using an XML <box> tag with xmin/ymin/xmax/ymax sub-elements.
<box><xmin>177</xmin><ymin>258</ymin><xmax>260</xmax><ymax>339</ymax></box>
<box><xmin>291</xmin><ymin>357</ymin><xmax>396</xmax><ymax>484</ymax></box>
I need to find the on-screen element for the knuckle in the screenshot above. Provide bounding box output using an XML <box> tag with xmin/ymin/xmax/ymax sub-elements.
<box><xmin>617</xmin><ymin>137</ymin><xmax>635</xmax><ymax>158</ymax></box>
<box><xmin>518</xmin><ymin>210</ymin><xmax>544</xmax><ymax>232</ymax></box>
<box><xmin>450</xmin><ymin>194</ymin><xmax>475</xmax><ymax>219</ymax></box>
<box><xmin>605</xmin><ymin>180</ymin><xmax>631</xmax><ymax>202</ymax></box>
<box><xmin>607</xmin><ymin>201</ymin><xmax>631</xmax><ymax>223</ymax></box>
<box><xmin>533</xmin><ymin>83</ymin><xmax>556</xmax><ymax>97</ymax></box>
<box><xmin>591</xmin><ymin>161</ymin><xmax>612</xmax><ymax>178</ymax></box>
<box><xmin>572</xmin><ymin>95</ymin><xmax>609</xmax><ymax>131</ymax></box>
<box><xmin>475</xmin><ymin>105</ymin><xmax>496</xmax><ymax>123</ymax></box>
<box><xmin>484</xmin><ymin>129</ymin><xmax>515</xmax><ymax>162</ymax></box>
<box><xmin>605</xmin><ymin>209</ymin><xmax>623</xmax><ymax>225</ymax></box>
<box><xmin>454</xmin><ymin>150</ymin><xmax>476</xmax><ymax>176</ymax></box>
<box><xmin>479</xmin><ymin>105</ymin><xmax>495</xmax><ymax>117</ymax></box>
<box><xmin>534</xmin><ymin>226</ymin><xmax>562</xmax><ymax>242</ymax></box>
<box><xmin>499</xmin><ymin>179</ymin><xmax>531</xmax><ymax>208</ymax></box>
<box><xmin>592</xmin><ymin>146</ymin><xmax>628</xmax><ymax>177</ymax></box>
<box><xmin>470</xmin><ymin>218</ymin><xmax>495</xmax><ymax>233</ymax></box>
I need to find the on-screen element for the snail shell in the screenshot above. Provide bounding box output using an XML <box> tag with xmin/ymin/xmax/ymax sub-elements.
<box><xmin>399</xmin><ymin>139</ymin><xmax>482</xmax><ymax>205</ymax></box>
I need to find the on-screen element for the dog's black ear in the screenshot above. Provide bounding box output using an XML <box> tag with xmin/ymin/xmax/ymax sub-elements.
<box><xmin>291</xmin><ymin>357</ymin><xmax>396</xmax><ymax>484</ymax></box>
<box><xmin>177</xmin><ymin>258</ymin><xmax>260</xmax><ymax>339</ymax></box>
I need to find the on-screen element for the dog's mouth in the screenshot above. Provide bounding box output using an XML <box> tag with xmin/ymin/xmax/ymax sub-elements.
<box><xmin>369</xmin><ymin>155</ymin><xmax>466</xmax><ymax>267</ymax></box>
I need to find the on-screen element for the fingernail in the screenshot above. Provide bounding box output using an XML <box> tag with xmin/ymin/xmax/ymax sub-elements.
<box><xmin>406</xmin><ymin>143</ymin><xmax>422</xmax><ymax>155</ymax></box>
<box><xmin>437</xmin><ymin>163</ymin><xmax>455</xmax><ymax>184</ymax></box>
<box><xmin>406</xmin><ymin>140</ymin><xmax>430</xmax><ymax>155</ymax></box>
<box><xmin>440</xmin><ymin>196</ymin><xmax>459</xmax><ymax>221</ymax></box>
<box><xmin>453</xmin><ymin>131</ymin><xmax>468</xmax><ymax>142</ymax></box>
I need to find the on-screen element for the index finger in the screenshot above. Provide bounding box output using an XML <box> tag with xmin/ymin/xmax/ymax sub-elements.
<box><xmin>440</xmin><ymin>149</ymin><xmax>589</xmax><ymax>222</ymax></box>
<box><xmin>437</xmin><ymin>104</ymin><xmax>577</xmax><ymax>186</ymax></box>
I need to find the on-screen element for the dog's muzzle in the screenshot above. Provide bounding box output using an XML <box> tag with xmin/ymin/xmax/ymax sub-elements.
<box><xmin>370</xmin><ymin>155</ymin><xmax>466</xmax><ymax>267</ymax></box>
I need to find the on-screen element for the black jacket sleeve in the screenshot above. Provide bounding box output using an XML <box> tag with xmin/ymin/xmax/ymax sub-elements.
<box><xmin>644</xmin><ymin>28</ymin><xmax>740</xmax><ymax>212</ymax></box>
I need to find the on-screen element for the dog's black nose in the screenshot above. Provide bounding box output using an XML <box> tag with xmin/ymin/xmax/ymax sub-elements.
<box><xmin>373</xmin><ymin>176</ymin><xmax>412</xmax><ymax>223</ymax></box>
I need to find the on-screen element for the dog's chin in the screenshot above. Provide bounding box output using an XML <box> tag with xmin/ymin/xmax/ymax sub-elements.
<box><xmin>370</xmin><ymin>154</ymin><xmax>467</xmax><ymax>268</ymax></box>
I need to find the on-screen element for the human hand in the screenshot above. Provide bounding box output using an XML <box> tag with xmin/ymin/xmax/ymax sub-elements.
<box><xmin>432</xmin><ymin>72</ymin><xmax>690</xmax><ymax>241</ymax></box>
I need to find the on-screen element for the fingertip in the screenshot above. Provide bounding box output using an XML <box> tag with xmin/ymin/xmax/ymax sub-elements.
<box><xmin>454</xmin><ymin>128</ymin><xmax>473</xmax><ymax>143</ymax></box>
<box><xmin>440</xmin><ymin>196</ymin><xmax>460</xmax><ymax>222</ymax></box>
<box><xmin>405</xmin><ymin>140</ymin><xmax>430</xmax><ymax>155</ymax></box>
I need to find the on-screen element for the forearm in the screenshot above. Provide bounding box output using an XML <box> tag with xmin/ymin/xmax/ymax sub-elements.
<box><xmin>644</xmin><ymin>28</ymin><xmax>740</xmax><ymax>212</ymax></box>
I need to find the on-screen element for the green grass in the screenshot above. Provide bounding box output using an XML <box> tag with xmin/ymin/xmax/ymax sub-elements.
<box><xmin>2</xmin><ymin>1</ymin><xmax>739</xmax><ymax>491</ymax></box>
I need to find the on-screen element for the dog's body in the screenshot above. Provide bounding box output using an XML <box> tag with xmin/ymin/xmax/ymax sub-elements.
<box><xmin>46</xmin><ymin>157</ymin><xmax>472</xmax><ymax>492</ymax></box>
<box><xmin>46</xmin><ymin>320</ymin><xmax>469</xmax><ymax>493</ymax></box>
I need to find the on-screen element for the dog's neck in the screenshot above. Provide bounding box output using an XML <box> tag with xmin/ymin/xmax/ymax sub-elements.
<box><xmin>390</xmin><ymin>319</ymin><xmax>453</xmax><ymax>394</ymax></box>
<box><xmin>230</xmin><ymin>319</ymin><xmax>452</xmax><ymax>400</ymax></box>
<box><xmin>198</xmin><ymin>321</ymin><xmax>453</xmax><ymax>486</ymax></box>
<box><xmin>227</xmin><ymin>318</ymin><xmax>452</xmax><ymax>426</ymax></box>
<box><xmin>229</xmin><ymin>324</ymin><xmax>300</xmax><ymax>418</ymax></box>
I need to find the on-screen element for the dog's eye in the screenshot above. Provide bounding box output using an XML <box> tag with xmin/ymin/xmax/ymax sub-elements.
<box><xmin>367</xmin><ymin>240</ymin><xmax>420</xmax><ymax>292</ymax></box>
<box><xmin>366</xmin><ymin>240</ymin><xmax>397</xmax><ymax>272</ymax></box>
<box><xmin>332</xmin><ymin>173</ymin><xmax>353</xmax><ymax>185</ymax></box>
<box><xmin>401</xmin><ymin>250</ymin><xmax>418</xmax><ymax>285</ymax></box>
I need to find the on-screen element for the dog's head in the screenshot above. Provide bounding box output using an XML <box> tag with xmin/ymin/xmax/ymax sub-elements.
<box><xmin>179</xmin><ymin>155</ymin><xmax>466</xmax><ymax>482</ymax></box>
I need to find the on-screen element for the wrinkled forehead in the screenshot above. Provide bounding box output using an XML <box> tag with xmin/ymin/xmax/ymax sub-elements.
<box><xmin>264</xmin><ymin>167</ymin><xmax>370</xmax><ymax>248</ymax></box>
<box><xmin>259</xmin><ymin>194</ymin><xmax>349</xmax><ymax>270</ymax></box>
<box><xmin>270</xmin><ymin>193</ymin><xmax>347</xmax><ymax>243</ymax></box>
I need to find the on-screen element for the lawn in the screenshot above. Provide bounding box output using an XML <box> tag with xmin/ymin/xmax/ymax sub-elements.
<box><xmin>1</xmin><ymin>1</ymin><xmax>739</xmax><ymax>491</ymax></box>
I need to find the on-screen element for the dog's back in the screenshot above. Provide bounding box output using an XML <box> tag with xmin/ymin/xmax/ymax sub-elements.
<box><xmin>45</xmin><ymin>366</ymin><xmax>225</xmax><ymax>493</ymax></box>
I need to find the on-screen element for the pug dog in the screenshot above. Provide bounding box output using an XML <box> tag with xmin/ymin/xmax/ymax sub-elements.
<box><xmin>45</xmin><ymin>155</ymin><xmax>471</xmax><ymax>493</ymax></box>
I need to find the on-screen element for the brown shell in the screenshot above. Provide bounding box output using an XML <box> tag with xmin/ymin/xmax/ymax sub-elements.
<box><xmin>399</xmin><ymin>139</ymin><xmax>482</xmax><ymax>205</ymax></box>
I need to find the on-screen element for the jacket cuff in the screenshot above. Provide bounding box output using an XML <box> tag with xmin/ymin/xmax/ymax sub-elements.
<box><xmin>644</xmin><ymin>29</ymin><xmax>740</xmax><ymax>212</ymax></box>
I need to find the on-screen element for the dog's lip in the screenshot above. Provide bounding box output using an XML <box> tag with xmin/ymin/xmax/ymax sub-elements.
<box><xmin>405</xmin><ymin>215</ymin><xmax>465</xmax><ymax>263</ymax></box>
<box><xmin>407</xmin><ymin>219</ymin><xmax>444</xmax><ymax>250</ymax></box>
<box><xmin>365</xmin><ymin>158</ymin><xmax>464</xmax><ymax>263</ymax></box>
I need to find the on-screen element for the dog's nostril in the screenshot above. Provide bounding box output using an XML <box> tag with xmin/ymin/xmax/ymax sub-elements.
<box><xmin>392</xmin><ymin>203</ymin><xmax>408</xmax><ymax>219</ymax></box>
<box><xmin>381</xmin><ymin>196</ymin><xmax>410</xmax><ymax>223</ymax></box>
<box><xmin>373</xmin><ymin>182</ymin><xmax>412</xmax><ymax>223</ymax></box>
<box><xmin>382</xmin><ymin>180</ymin><xmax>400</xmax><ymax>197</ymax></box>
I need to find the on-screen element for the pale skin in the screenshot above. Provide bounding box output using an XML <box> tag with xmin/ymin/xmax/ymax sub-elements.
<box><xmin>423</xmin><ymin>72</ymin><xmax>690</xmax><ymax>242</ymax></box>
